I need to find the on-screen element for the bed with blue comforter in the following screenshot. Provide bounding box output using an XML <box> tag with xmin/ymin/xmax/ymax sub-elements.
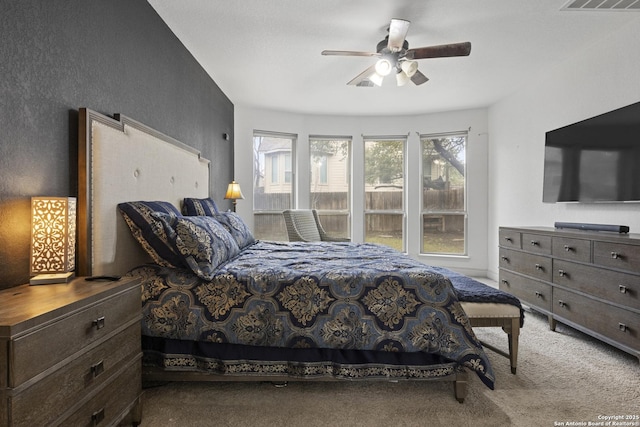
<box><xmin>128</xmin><ymin>240</ymin><xmax>496</xmax><ymax>392</ymax></box>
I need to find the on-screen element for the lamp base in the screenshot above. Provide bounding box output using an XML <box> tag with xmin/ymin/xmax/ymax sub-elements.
<box><xmin>30</xmin><ymin>272</ymin><xmax>75</xmax><ymax>285</ymax></box>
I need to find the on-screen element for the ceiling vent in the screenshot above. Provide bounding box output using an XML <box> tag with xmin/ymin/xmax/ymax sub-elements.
<box><xmin>561</xmin><ymin>0</ymin><xmax>640</xmax><ymax>10</ymax></box>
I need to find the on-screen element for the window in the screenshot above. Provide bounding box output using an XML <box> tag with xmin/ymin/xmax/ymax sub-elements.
<box><xmin>253</xmin><ymin>131</ymin><xmax>296</xmax><ymax>240</ymax></box>
<box><xmin>309</xmin><ymin>136</ymin><xmax>351</xmax><ymax>239</ymax></box>
<box><xmin>364</xmin><ymin>137</ymin><xmax>406</xmax><ymax>251</ymax></box>
<box><xmin>420</xmin><ymin>133</ymin><xmax>467</xmax><ymax>255</ymax></box>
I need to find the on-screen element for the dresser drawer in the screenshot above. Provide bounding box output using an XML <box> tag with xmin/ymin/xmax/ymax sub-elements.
<box><xmin>554</xmin><ymin>288</ymin><xmax>639</xmax><ymax>352</ymax></box>
<box><xmin>521</xmin><ymin>233</ymin><xmax>552</xmax><ymax>255</ymax></box>
<box><xmin>59</xmin><ymin>356</ymin><xmax>142</xmax><ymax>427</ymax></box>
<box><xmin>499</xmin><ymin>229</ymin><xmax>521</xmax><ymax>249</ymax></box>
<box><xmin>553</xmin><ymin>260</ymin><xmax>640</xmax><ymax>311</ymax></box>
<box><xmin>10</xmin><ymin>285</ymin><xmax>140</xmax><ymax>387</ymax></box>
<box><xmin>594</xmin><ymin>241</ymin><xmax>640</xmax><ymax>274</ymax></box>
<box><xmin>552</xmin><ymin>236</ymin><xmax>591</xmax><ymax>263</ymax></box>
<box><xmin>499</xmin><ymin>269</ymin><xmax>552</xmax><ymax>313</ymax></box>
<box><xmin>11</xmin><ymin>322</ymin><xmax>140</xmax><ymax>427</ymax></box>
<box><xmin>499</xmin><ymin>248</ymin><xmax>552</xmax><ymax>282</ymax></box>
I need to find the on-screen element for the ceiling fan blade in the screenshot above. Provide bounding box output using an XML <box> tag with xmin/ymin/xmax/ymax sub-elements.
<box><xmin>387</xmin><ymin>19</ymin><xmax>410</xmax><ymax>52</ymax></box>
<box><xmin>410</xmin><ymin>70</ymin><xmax>429</xmax><ymax>86</ymax></box>
<box><xmin>347</xmin><ymin>64</ymin><xmax>377</xmax><ymax>87</ymax></box>
<box><xmin>406</xmin><ymin>42</ymin><xmax>472</xmax><ymax>60</ymax></box>
<box><xmin>322</xmin><ymin>50</ymin><xmax>379</xmax><ymax>57</ymax></box>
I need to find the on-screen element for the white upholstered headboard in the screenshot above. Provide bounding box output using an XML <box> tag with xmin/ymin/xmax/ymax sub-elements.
<box><xmin>77</xmin><ymin>108</ymin><xmax>210</xmax><ymax>276</ymax></box>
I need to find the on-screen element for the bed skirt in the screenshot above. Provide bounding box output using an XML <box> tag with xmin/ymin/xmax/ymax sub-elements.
<box><xmin>142</xmin><ymin>336</ymin><xmax>462</xmax><ymax>381</ymax></box>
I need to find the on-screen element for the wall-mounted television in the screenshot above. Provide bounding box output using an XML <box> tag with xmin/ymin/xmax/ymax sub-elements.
<box><xmin>543</xmin><ymin>101</ymin><xmax>640</xmax><ymax>203</ymax></box>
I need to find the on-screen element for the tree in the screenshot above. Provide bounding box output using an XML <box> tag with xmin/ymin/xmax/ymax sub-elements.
<box><xmin>423</xmin><ymin>137</ymin><xmax>465</xmax><ymax>177</ymax></box>
<box><xmin>364</xmin><ymin>140</ymin><xmax>404</xmax><ymax>186</ymax></box>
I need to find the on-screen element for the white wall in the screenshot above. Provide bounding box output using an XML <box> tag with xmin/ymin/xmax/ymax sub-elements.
<box><xmin>235</xmin><ymin>107</ymin><xmax>490</xmax><ymax>276</ymax></box>
<box><xmin>487</xmin><ymin>19</ymin><xmax>640</xmax><ymax>280</ymax></box>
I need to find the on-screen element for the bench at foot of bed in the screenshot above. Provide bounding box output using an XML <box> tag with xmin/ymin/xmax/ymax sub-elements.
<box><xmin>461</xmin><ymin>302</ymin><xmax>521</xmax><ymax>374</ymax></box>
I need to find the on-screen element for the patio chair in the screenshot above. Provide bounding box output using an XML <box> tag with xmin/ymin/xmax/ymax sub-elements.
<box><xmin>282</xmin><ymin>209</ymin><xmax>350</xmax><ymax>242</ymax></box>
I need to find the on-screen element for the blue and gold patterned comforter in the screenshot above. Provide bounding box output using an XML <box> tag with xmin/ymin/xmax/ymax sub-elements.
<box><xmin>132</xmin><ymin>241</ymin><xmax>495</xmax><ymax>388</ymax></box>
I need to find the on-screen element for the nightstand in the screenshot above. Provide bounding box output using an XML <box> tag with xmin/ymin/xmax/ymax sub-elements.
<box><xmin>0</xmin><ymin>276</ymin><xmax>142</xmax><ymax>426</ymax></box>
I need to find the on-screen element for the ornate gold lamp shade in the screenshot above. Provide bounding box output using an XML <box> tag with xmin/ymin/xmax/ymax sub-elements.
<box><xmin>224</xmin><ymin>181</ymin><xmax>244</xmax><ymax>212</ymax></box>
<box><xmin>30</xmin><ymin>197</ymin><xmax>76</xmax><ymax>285</ymax></box>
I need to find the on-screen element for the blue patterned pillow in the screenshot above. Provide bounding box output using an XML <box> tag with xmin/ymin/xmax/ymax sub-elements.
<box><xmin>182</xmin><ymin>197</ymin><xmax>219</xmax><ymax>216</ymax></box>
<box><xmin>154</xmin><ymin>213</ymin><xmax>240</xmax><ymax>280</ymax></box>
<box><xmin>117</xmin><ymin>201</ymin><xmax>183</xmax><ymax>267</ymax></box>
<box><xmin>214</xmin><ymin>212</ymin><xmax>255</xmax><ymax>249</ymax></box>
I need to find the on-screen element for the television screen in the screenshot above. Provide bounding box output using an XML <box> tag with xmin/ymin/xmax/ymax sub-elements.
<box><xmin>542</xmin><ymin>101</ymin><xmax>640</xmax><ymax>203</ymax></box>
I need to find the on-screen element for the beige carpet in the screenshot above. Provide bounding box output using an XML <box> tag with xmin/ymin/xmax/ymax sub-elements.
<box><xmin>139</xmin><ymin>310</ymin><xmax>639</xmax><ymax>427</ymax></box>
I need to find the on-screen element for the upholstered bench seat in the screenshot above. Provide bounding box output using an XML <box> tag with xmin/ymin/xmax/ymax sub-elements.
<box><xmin>427</xmin><ymin>266</ymin><xmax>524</xmax><ymax>375</ymax></box>
<box><xmin>461</xmin><ymin>302</ymin><xmax>521</xmax><ymax>374</ymax></box>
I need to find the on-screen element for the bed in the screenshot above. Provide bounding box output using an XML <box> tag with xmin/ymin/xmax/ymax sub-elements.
<box><xmin>77</xmin><ymin>108</ymin><xmax>507</xmax><ymax>402</ymax></box>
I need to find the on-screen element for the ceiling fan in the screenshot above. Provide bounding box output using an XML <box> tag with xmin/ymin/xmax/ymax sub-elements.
<box><xmin>322</xmin><ymin>18</ymin><xmax>471</xmax><ymax>87</ymax></box>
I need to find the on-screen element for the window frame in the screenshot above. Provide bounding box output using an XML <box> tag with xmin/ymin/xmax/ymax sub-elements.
<box><xmin>363</xmin><ymin>135</ymin><xmax>407</xmax><ymax>252</ymax></box>
<box><xmin>308</xmin><ymin>135</ymin><xmax>352</xmax><ymax>240</ymax></box>
<box><xmin>419</xmin><ymin>131</ymin><xmax>468</xmax><ymax>256</ymax></box>
<box><xmin>252</xmin><ymin>130</ymin><xmax>297</xmax><ymax>241</ymax></box>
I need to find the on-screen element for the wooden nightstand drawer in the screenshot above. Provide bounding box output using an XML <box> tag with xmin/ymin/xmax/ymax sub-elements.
<box><xmin>594</xmin><ymin>241</ymin><xmax>640</xmax><ymax>274</ymax></box>
<box><xmin>0</xmin><ymin>277</ymin><xmax>142</xmax><ymax>427</ymax></box>
<box><xmin>60</xmin><ymin>356</ymin><xmax>142</xmax><ymax>427</ymax></box>
<box><xmin>500</xmin><ymin>248</ymin><xmax>552</xmax><ymax>282</ymax></box>
<box><xmin>10</xmin><ymin>322</ymin><xmax>140</xmax><ymax>427</ymax></box>
<box><xmin>499</xmin><ymin>269</ymin><xmax>552</xmax><ymax>313</ymax></box>
<box><xmin>499</xmin><ymin>229</ymin><xmax>521</xmax><ymax>249</ymax></box>
<box><xmin>10</xmin><ymin>284</ymin><xmax>140</xmax><ymax>388</ymax></box>
<box><xmin>521</xmin><ymin>233</ymin><xmax>552</xmax><ymax>255</ymax></box>
<box><xmin>554</xmin><ymin>288</ymin><xmax>639</xmax><ymax>352</ymax></box>
<box><xmin>553</xmin><ymin>260</ymin><xmax>640</xmax><ymax>311</ymax></box>
<box><xmin>552</xmin><ymin>236</ymin><xmax>591</xmax><ymax>263</ymax></box>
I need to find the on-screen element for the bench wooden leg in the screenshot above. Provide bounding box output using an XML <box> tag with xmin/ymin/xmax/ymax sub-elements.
<box><xmin>507</xmin><ymin>317</ymin><xmax>520</xmax><ymax>374</ymax></box>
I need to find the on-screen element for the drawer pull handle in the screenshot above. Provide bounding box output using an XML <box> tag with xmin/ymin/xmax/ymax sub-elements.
<box><xmin>610</xmin><ymin>251</ymin><xmax>622</xmax><ymax>260</ymax></box>
<box><xmin>504</xmin><ymin>237</ymin><xmax>512</xmax><ymax>242</ymax></box>
<box><xmin>564</xmin><ymin>245</ymin><xmax>573</xmax><ymax>252</ymax></box>
<box><xmin>92</xmin><ymin>316</ymin><xmax>106</xmax><ymax>330</ymax></box>
<box><xmin>619</xmin><ymin>285</ymin><xmax>628</xmax><ymax>294</ymax></box>
<box><xmin>619</xmin><ymin>323</ymin><xmax>628</xmax><ymax>332</ymax></box>
<box><xmin>91</xmin><ymin>408</ymin><xmax>105</xmax><ymax>425</ymax></box>
<box><xmin>558</xmin><ymin>269</ymin><xmax>566</xmax><ymax>277</ymax></box>
<box><xmin>557</xmin><ymin>300</ymin><xmax>567</xmax><ymax>308</ymax></box>
<box><xmin>501</xmin><ymin>279</ymin><xmax>509</xmax><ymax>286</ymax></box>
<box><xmin>91</xmin><ymin>360</ymin><xmax>104</xmax><ymax>378</ymax></box>
<box><xmin>535</xmin><ymin>263</ymin><xmax>543</xmax><ymax>271</ymax></box>
<box><xmin>535</xmin><ymin>291</ymin><xmax>543</xmax><ymax>299</ymax></box>
<box><xmin>530</xmin><ymin>240</ymin><xmax>538</xmax><ymax>246</ymax></box>
<box><xmin>501</xmin><ymin>256</ymin><xmax>509</xmax><ymax>262</ymax></box>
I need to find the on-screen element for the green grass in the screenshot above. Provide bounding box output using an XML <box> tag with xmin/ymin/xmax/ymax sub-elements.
<box><xmin>367</xmin><ymin>231</ymin><xmax>465</xmax><ymax>255</ymax></box>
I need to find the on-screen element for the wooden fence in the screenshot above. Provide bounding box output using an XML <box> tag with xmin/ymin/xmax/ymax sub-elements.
<box><xmin>253</xmin><ymin>189</ymin><xmax>464</xmax><ymax>239</ymax></box>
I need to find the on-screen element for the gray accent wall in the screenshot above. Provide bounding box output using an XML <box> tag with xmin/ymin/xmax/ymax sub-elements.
<box><xmin>0</xmin><ymin>1</ymin><xmax>234</xmax><ymax>288</ymax></box>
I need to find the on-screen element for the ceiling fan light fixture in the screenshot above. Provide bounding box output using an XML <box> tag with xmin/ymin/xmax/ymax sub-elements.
<box><xmin>369</xmin><ymin>72</ymin><xmax>384</xmax><ymax>87</ymax></box>
<box><xmin>400</xmin><ymin>60</ymin><xmax>418</xmax><ymax>78</ymax></box>
<box><xmin>375</xmin><ymin>58</ymin><xmax>393</xmax><ymax>76</ymax></box>
<box><xmin>396</xmin><ymin>70</ymin><xmax>410</xmax><ymax>86</ymax></box>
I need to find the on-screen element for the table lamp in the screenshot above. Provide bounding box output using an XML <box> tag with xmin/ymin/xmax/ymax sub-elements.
<box><xmin>30</xmin><ymin>197</ymin><xmax>76</xmax><ymax>285</ymax></box>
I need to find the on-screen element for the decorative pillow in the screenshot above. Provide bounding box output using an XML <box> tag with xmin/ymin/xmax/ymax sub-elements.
<box><xmin>117</xmin><ymin>201</ymin><xmax>183</xmax><ymax>267</ymax></box>
<box><xmin>182</xmin><ymin>197</ymin><xmax>219</xmax><ymax>216</ymax></box>
<box><xmin>154</xmin><ymin>213</ymin><xmax>240</xmax><ymax>280</ymax></box>
<box><xmin>214</xmin><ymin>212</ymin><xmax>255</xmax><ymax>249</ymax></box>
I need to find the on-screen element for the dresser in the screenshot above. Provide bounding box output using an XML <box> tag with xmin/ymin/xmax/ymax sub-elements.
<box><xmin>0</xmin><ymin>277</ymin><xmax>142</xmax><ymax>426</ymax></box>
<box><xmin>498</xmin><ymin>226</ymin><xmax>640</xmax><ymax>362</ymax></box>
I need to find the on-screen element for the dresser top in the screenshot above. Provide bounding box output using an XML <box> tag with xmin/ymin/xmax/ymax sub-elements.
<box><xmin>500</xmin><ymin>226</ymin><xmax>640</xmax><ymax>245</ymax></box>
<box><xmin>0</xmin><ymin>276</ymin><xmax>140</xmax><ymax>338</ymax></box>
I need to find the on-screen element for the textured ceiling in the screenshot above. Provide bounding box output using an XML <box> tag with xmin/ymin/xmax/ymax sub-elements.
<box><xmin>148</xmin><ymin>0</ymin><xmax>640</xmax><ymax>116</ymax></box>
